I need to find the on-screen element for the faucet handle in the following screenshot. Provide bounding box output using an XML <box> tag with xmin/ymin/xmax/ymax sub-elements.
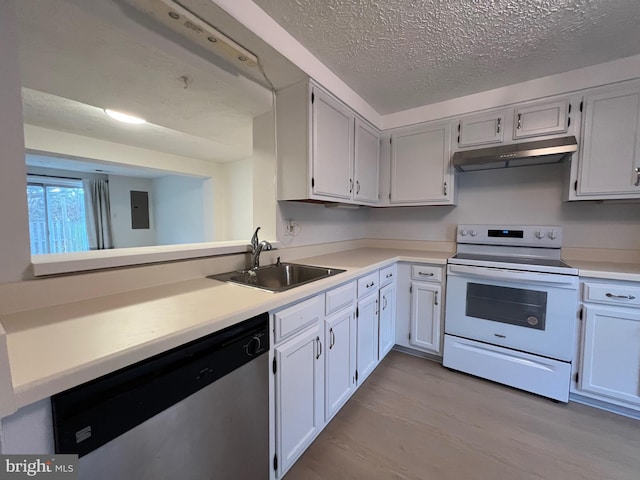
<box><xmin>250</xmin><ymin>227</ymin><xmax>261</xmax><ymax>249</ymax></box>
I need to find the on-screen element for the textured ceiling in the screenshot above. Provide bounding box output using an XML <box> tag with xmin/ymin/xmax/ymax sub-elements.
<box><xmin>254</xmin><ymin>0</ymin><xmax>640</xmax><ymax>114</ymax></box>
<box><xmin>16</xmin><ymin>0</ymin><xmax>305</xmax><ymax>165</ymax></box>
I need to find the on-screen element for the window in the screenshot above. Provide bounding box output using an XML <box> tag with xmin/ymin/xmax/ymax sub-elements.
<box><xmin>27</xmin><ymin>176</ymin><xmax>90</xmax><ymax>254</ymax></box>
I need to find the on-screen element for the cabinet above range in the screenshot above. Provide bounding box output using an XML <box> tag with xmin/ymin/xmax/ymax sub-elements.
<box><xmin>276</xmin><ymin>80</ymin><xmax>380</xmax><ymax>206</ymax></box>
<box><xmin>455</xmin><ymin>98</ymin><xmax>574</xmax><ymax>149</ymax></box>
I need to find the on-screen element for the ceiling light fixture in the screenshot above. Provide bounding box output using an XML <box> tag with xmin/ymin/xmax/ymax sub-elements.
<box><xmin>104</xmin><ymin>109</ymin><xmax>147</xmax><ymax>124</ymax></box>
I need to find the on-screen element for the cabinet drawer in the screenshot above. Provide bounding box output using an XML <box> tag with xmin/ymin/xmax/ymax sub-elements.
<box><xmin>357</xmin><ymin>271</ymin><xmax>379</xmax><ymax>299</ymax></box>
<box><xmin>325</xmin><ymin>281</ymin><xmax>356</xmax><ymax>316</ymax></box>
<box><xmin>379</xmin><ymin>264</ymin><xmax>397</xmax><ymax>286</ymax></box>
<box><xmin>273</xmin><ymin>294</ymin><xmax>324</xmax><ymax>344</ymax></box>
<box><xmin>411</xmin><ymin>265</ymin><xmax>442</xmax><ymax>282</ymax></box>
<box><xmin>583</xmin><ymin>282</ymin><xmax>640</xmax><ymax>307</ymax></box>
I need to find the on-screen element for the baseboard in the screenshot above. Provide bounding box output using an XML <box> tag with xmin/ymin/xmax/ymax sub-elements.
<box><xmin>569</xmin><ymin>393</ymin><xmax>640</xmax><ymax>420</ymax></box>
<box><xmin>392</xmin><ymin>345</ymin><xmax>443</xmax><ymax>363</ymax></box>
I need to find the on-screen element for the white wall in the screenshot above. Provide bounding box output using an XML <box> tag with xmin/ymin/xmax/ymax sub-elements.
<box><xmin>253</xmin><ymin>111</ymin><xmax>277</xmax><ymax>241</ymax></box>
<box><xmin>24</xmin><ymin>125</ymin><xmax>220</xmax><ymax>178</ymax></box>
<box><xmin>277</xmin><ymin>201</ymin><xmax>368</xmax><ymax>247</ymax></box>
<box><xmin>223</xmin><ymin>158</ymin><xmax>253</xmax><ymax>241</ymax></box>
<box><xmin>0</xmin><ymin>0</ymin><xmax>30</xmax><ymax>282</ymax></box>
<box><xmin>365</xmin><ymin>163</ymin><xmax>640</xmax><ymax>250</ymax></box>
<box><xmin>153</xmin><ymin>175</ymin><xmax>206</xmax><ymax>245</ymax></box>
<box><xmin>108</xmin><ymin>175</ymin><xmax>156</xmax><ymax>248</ymax></box>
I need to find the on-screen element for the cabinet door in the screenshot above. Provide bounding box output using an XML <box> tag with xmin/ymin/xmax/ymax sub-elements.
<box><xmin>579</xmin><ymin>306</ymin><xmax>640</xmax><ymax>406</ymax></box>
<box><xmin>390</xmin><ymin>122</ymin><xmax>451</xmax><ymax>204</ymax></box>
<box><xmin>354</xmin><ymin>118</ymin><xmax>380</xmax><ymax>203</ymax></box>
<box><xmin>275</xmin><ymin>325</ymin><xmax>324</xmax><ymax>477</ymax></box>
<box><xmin>409</xmin><ymin>281</ymin><xmax>442</xmax><ymax>354</ymax></box>
<box><xmin>378</xmin><ymin>283</ymin><xmax>396</xmax><ymax>359</ymax></box>
<box><xmin>458</xmin><ymin>111</ymin><xmax>506</xmax><ymax>147</ymax></box>
<box><xmin>578</xmin><ymin>87</ymin><xmax>640</xmax><ymax>196</ymax></box>
<box><xmin>325</xmin><ymin>309</ymin><xmax>356</xmax><ymax>421</ymax></box>
<box><xmin>513</xmin><ymin>100</ymin><xmax>568</xmax><ymax>139</ymax></box>
<box><xmin>311</xmin><ymin>88</ymin><xmax>354</xmax><ymax>200</ymax></box>
<box><xmin>356</xmin><ymin>293</ymin><xmax>379</xmax><ymax>384</ymax></box>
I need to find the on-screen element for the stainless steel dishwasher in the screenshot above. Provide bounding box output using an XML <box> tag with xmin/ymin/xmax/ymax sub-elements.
<box><xmin>51</xmin><ymin>313</ymin><xmax>269</xmax><ymax>480</ymax></box>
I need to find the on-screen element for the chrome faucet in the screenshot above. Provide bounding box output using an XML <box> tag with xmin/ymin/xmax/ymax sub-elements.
<box><xmin>250</xmin><ymin>227</ymin><xmax>272</xmax><ymax>269</ymax></box>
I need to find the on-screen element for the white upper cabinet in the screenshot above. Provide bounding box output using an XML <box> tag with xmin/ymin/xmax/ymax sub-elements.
<box><xmin>574</xmin><ymin>85</ymin><xmax>640</xmax><ymax>198</ymax></box>
<box><xmin>354</xmin><ymin>118</ymin><xmax>380</xmax><ymax>203</ymax></box>
<box><xmin>312</xmin><ymin>89</ymin><xmax>354</xmax><ymax>199</ymax></box>
<box><xmin>513</xmin><ymin>100</ymin><xmax>569</xmax><ymax>139</ymax></box>
<box><xmin>458</xmin><ymin>110</ymin><xmax>506</xmax><ymax>147</ymax></box>
<box><xmin>276</xmin><ymin>80</ymin><xmax>380</xmax><ymax>205</ymax></box>
<box><xmin>390</xmin><ymin>122</ymin><xmax>454</xmax><ymax>205</ymax></box>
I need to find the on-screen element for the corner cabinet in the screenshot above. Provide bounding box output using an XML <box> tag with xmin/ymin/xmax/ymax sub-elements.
<box><xmin>571</xmin><ymin>84</ymin><xmax>640</xmax><ymax>199</ymax></box>
<box><xmin>390</xmin><ymin>122</ymin><xmax>454</xmax><ymax>205</ymax></box>
<box><xmin>276</xmin><ymin>80</ymin><xmax>380</xmax><ymax>205</ymax></box>
<box><xmin>395</xmin><ymin>262</ymin><xmax>445</xmax><ymax>356</ymax></box>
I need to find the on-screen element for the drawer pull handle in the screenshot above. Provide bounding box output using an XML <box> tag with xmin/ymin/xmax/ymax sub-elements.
<box><xmin>386</xmin><ymin>273</ymin><xmax>393</xmax><ymax>278</ymax></box>
<box><xmin>366</xmin><ymin>282</ymin><xmax>375</xmax><ymax>288</ymax></box>
<box><xmin>316</xmin><ymin>336</ymin><xmax>322</xmax><ymax>359</ymax></box>
<box><xmin>418</xmin><ymin>272</ymin><xmax>434</xmax><ymax>277</ymax></box>
<box><xmin>605</xmin><ymin>293</ymin><xmax>636</xmax><ymax>300</ymax></box>
<box><xmin>329</xmin><ymin>328</ymin><xmax>335</xmax><ymax>349</ymax></box>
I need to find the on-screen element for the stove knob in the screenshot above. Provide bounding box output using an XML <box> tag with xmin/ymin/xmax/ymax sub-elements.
<box><xmin>469</xmin><ymin>229</ymin><xmax>477</xmax><ymax>237</ymax></box>
<box><xmin>535</xmin><ymin>230</ymin><xmax>545</xmax><ymax>239</ymax></box>
<box><xmin>460</xmin><ymin>229</ymin><xmax>468</xmax><ymax>236</ymax></box>
<box><xmin>548</xmin><ymin>231</ymin><xmax>558</xmax><ymax>240</ymax></box>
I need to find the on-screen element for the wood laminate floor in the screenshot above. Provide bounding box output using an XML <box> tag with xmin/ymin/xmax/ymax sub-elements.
<box><xmin>284</xmin><ymin>350</ymin><xmax>640</xmax><ymax>480</ymax></box>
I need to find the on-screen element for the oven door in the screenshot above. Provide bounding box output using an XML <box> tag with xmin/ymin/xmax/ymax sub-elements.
<box><xmin>445</xmin><ymin>264</ymin><xmax>578</xmax><ymax>361</ymax></box>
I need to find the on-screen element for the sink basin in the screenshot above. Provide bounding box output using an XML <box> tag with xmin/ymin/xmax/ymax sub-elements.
<box><xmin>209</xmin><ymin>263</ymin><xmax>346</xmax><ymax>292</ymax></box>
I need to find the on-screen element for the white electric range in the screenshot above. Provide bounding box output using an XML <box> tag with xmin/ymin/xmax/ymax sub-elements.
<box><xmin>443</xmin><ymin>224</ymin><xmax>579</xmax><ymax>402</ymax></box>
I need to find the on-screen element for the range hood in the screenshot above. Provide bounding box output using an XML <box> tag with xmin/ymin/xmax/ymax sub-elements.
<box><xmin>452</xmin><ymin>136</ymin><xmax>578</xmax><ymax>172</ymax></box>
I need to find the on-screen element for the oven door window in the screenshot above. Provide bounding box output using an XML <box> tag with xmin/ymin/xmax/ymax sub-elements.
<box><xmin>465</xmin><ymin>283</ymin><xmax>546</xmax><ymax>330</ymax></box>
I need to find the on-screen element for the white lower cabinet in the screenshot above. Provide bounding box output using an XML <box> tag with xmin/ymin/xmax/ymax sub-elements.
<box><xmin>378</xmin><ymin>282</ymin><xmax>396</xmax><ymax>359</ymax></box>
<box><xmin>356</xmin><ymin>292</ymin><xmax>379</xmax><ymax>384</ymax></box>
<box><xmin>579</xmin><ymin>305</ymin><xmax>640</xmax><ymax>406</ymax></box>
<box><xmin>274</xmin><ymin>324</ymin><xmax>324</xmax><ymax>477</ymax></box>
<box><xmin>324</xmin><ymin>308</ymin><xmax>356</xmax><ymax>421</ymax></box>
<box><xmin>409</xmin><ymin>281</ymin><xmax>443</xmax><ymax>355</ymax></box>
<box><xmin>395</xmin><ymin>263</ymin><xmax>445</xmax><ymax>357</ymax></box>
<box><xmin>272</xmin><ymin>268</ymin><xmax>397</xmax><ymax>478</ymax></box>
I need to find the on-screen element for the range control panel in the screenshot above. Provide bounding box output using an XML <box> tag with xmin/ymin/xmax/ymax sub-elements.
<box><xmin>456</xmin><ymin>224</ymin><xmax>563</xmax><ymax>248</ymax></box>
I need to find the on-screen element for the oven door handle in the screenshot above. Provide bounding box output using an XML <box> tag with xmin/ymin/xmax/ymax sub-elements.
<box><xmin>448</xmin><ymin>265</ymin><xmax>577</xmax><ymax>287</ymax></box>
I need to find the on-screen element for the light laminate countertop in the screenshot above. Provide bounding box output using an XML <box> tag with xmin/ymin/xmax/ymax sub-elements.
<box><xmin>2</xmin><ymin>246</ymin><xmax>638</xmax><ymax>417</ymax></box>
<box><xmin>0</xmin><ymin>248</ymin><xmax>450</xmax><ymax>414</ymax></box>
<box><xmin>566</xmin><ymin>260</ymin><xmax>640</xmax><ymax>282</ymax></box>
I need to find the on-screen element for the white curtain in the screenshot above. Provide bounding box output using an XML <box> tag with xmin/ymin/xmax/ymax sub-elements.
<box><xmin>84</xmin><ymin>179</ymin><xmax>113</xmax><ymax>250</ymax></box>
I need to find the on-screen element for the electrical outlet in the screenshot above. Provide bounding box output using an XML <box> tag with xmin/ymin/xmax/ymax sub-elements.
<box><xmin>283</xmin><ymin>219</ymin><xmax>294</xmax><ymax>237</ymax></box>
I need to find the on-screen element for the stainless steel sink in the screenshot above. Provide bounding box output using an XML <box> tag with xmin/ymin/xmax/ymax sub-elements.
<box><xmin>209</xmin><ymin>263</ymin><xmax>346</xmax><ymax>292</ymax></box>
